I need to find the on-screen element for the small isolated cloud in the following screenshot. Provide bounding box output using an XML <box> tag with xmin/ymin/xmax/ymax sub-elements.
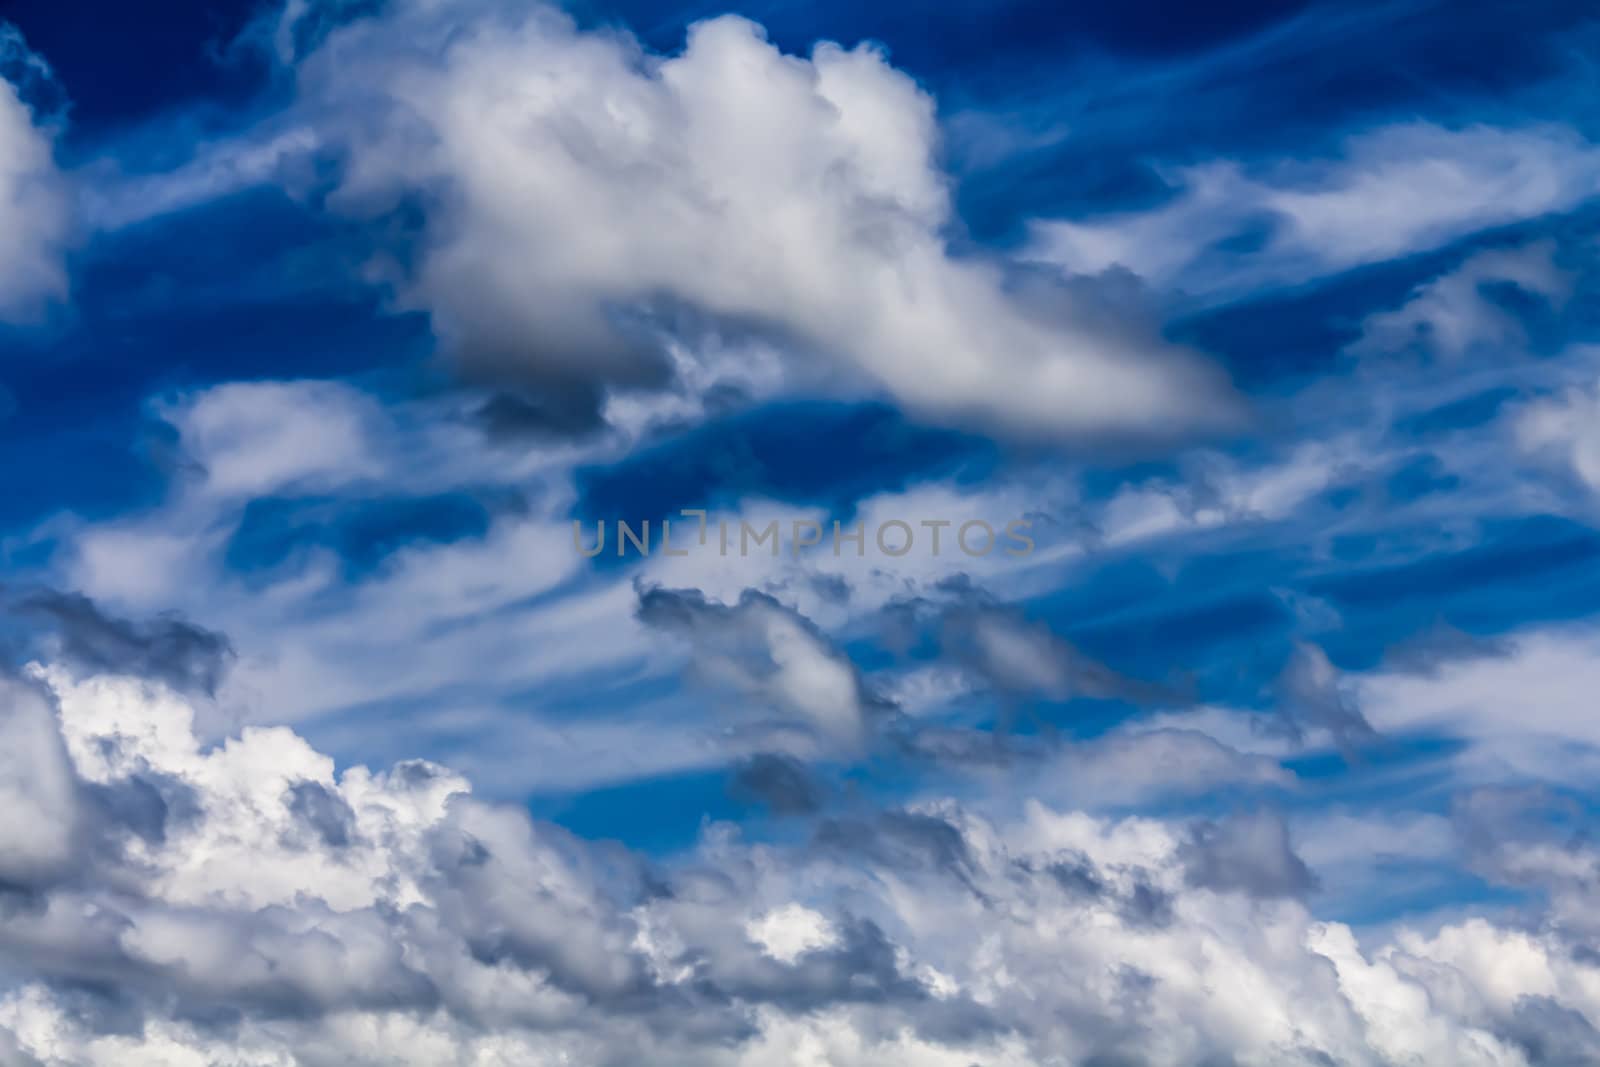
<box><xmin>887</xmin><ymin>580</ymin><xmax>1184</xmax><ymax>711</ymax></box>
<box><xmin>636</xmin><ymin>585</ymin><xmax>884</xmax><ymax>756</ymax></box>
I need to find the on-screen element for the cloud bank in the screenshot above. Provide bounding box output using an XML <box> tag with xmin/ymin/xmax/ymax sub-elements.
<box><xmin>0</xmin><ymin>665</ymin><xmax>1591</xmax><ymax>1065</ymax></box>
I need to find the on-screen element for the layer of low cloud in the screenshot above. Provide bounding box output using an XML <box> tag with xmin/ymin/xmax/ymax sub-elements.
<box><xmin>0</xmin><ymin>665</ymin><xmax>1590</xmax><ymax>1065</ymax></box>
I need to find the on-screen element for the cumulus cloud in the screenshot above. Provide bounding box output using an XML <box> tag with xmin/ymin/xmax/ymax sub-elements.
<box><xmin>285</xmin><ymin>2</ymin><xmax>1236</xmax><ymax>440</ymax></box>
<box><xmin>0</xmin><ymin>666</ymin><xmax>1592</xmax><ymax>1065</ymax></box>
<box><xmin>1030</xmin><ymin>122</ymin><xmax>1600</xmax><ymax>300</ymax></box>
<box><xmin>0</xmin><ymin>26</ymin><xmax>70</xmax><ymax>322</ymax></box>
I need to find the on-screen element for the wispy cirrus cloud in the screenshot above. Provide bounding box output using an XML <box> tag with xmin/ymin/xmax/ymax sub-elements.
<box><xmin>1029</xmin><ymin>122</ymin><xmax>1600</xmax><ymax>301</ymax></box>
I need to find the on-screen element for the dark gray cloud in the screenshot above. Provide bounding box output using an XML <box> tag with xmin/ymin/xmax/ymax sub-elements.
<box><xmin>728</xmin><ymin>754</ymin><xmax>823</xmax><ymax>816</ymax></box>
<box><xmin>1031</xmin><ymin>854</ymin><xmax>1173</xmax><ymax>928</ymax></box>
<box><xmin>1272</xmin><ymin>643</ymin><xmax>1377</xmax><ymax>753</ymax></box>
<box><xmin>15</xmin><ymin>590</ymin><xmax>234</xmax><ymax>696</ymax></box>
<box><xmin>473</xmin><ymin>385</ymin><xmax>609</xmax><ymax>443</ymax></box>
<box><xmin>284</xmin><ymin>781</ymin><xmax>358</xmax><ymax>849</ymax></box>
<box><xmin>1504</xmin><ymin>994</ymin><xmax>1600</xmax><ymax>1067</ymax></box>
<box><xmin>716</xmin><ymin>916</ymin><xmax>930</xmax><ymax>1012</ymax></box>
<box><xmin>884</xmin><ymin>579</ymin><xmax>1185</xmax><ymax>709</ymax></box>
<box><xmin>83</xmin><ymin>770</ymin><xmax>199</xmax><ymax>852</ymax></box>
<box><xmin>1180</xmin><ymin>811</ymin><xmax>1318</xmax><ymax>899</ymax></box>
<box><xmin>813</xmin><ymin>811</ymin><xmax>976</xmax><ymax>887</ymax></box>
<box><xmin>1382</xmin><ymin>623</ymin><xmax>1515</xmax><ymax>677</ymax></box>
<box><xmin>1452</xmin><ymin>785</ymin><xmax>1599</xmax><ymax>897</ymax></box>
<box><xmin>636</xmin><ymin>584</ymin><xmax>891</xmax><ymax>754</ymax></box>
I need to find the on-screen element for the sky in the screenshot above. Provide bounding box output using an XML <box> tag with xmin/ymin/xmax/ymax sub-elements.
<box><xmin>0</xmin><ymin>0</ymin><xmax>1597</xmax><ymax>1063</ymax></box>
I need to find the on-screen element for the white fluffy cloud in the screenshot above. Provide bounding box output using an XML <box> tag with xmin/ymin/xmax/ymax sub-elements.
<box><xmin>0</xmin><ymin>663</ymin><xmax>1589</xmax><ymax>1065</ymax></box>
<box><xmin>287</xmin><ymin>3</ymin><xmax>1236</xmax><ymax>440</ymax></box>
<box><xmin>0</xmin><ymin>28</ymin><xmax>69</xmax><ymax>322</ymax></box>
<box><xmin>157</xmin><ymin>380</ymin><xmax>388</xmax><ymax>500</ymax></box>
<box><xmin>1360</xmin><ymin>623</ymin><xmax>1600</xmax><ymax>785</ymax></box>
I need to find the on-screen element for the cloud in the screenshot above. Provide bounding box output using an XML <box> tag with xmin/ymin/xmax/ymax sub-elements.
<box><xmin>287</xmin><ymin>3</ymin><xmax>1236</xmax><ymax>441</ymax></box>
<box><xmin>1517</xmin><ymin>375</ymin><xmax>1600</xmax><ymax>497</ymax></box>
<box><xmin>1350</xmin><ymin>240</ymin><xmax>1572</xmax><ymax>362</ymax></box>
<box><xmin>0</xmin><ymin>665</ymin><xmax>1587</xmax><ymax>1064</ymax></box>
<box><xmin>1360</xmin><ymin>624</ymin><xmax>1600</xmax><ymax>783</ymax></box>
<box><xmin>155</xmin><ymin>379</ymin><xmax>387</xmax><ymax>500</ymax></box>
<box><xmin>636</xmin><ymin>585</ymin><xmax>884</xmax><ymax>756</ymax></box>
<box><xmin>1030</xmin><ymin>122</ymin><xmax>1600</xmax><ymax>300</ymax></box>
<box><xmin>0</xmin><ymin>27</ymin><xmax>70</xmax><ymax>322</ymax></box>
<box><xmin>884</xmin><ymin>579</ymin><xmax>1183</xmax><ymax>713</ymax></box>
<box><xmin>15</xmin><ymin>590</ymin><xmax>234</xmax><ymax>697</ymax></box>
<box><xmin>0</xmin><ymin>677</ymin><xmax>79</xmax><ymax>888</ymax></box>
<box><xmin>1048</xmin><ymin>727</ymin><xmax>1295</xmax><ymax>806</ymax></box>
<box><xmin>1180</xmin><ymin>809</ymin><xmax>1318</xmax><ymax>899</ymax></box>
<box><xmin>940</xmin><ymin>596</ymin><xmax>1177</xmax><ymax>706</ymax></box>
<box><xmin>1274</xmin><ymin>642</ymin><xmax>1377</xmax><ymax>752</ymax></box>
<box><xmin>728</xmin><ymin>753</ymin><xmax>824</xmax><ymax>815</ymax></box>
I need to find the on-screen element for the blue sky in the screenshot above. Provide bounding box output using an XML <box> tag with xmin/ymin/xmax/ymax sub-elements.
<box><xmin>0</xmin><ymin>1</ymin><xmax>1599</xmax><ymax>1064</ymax></box>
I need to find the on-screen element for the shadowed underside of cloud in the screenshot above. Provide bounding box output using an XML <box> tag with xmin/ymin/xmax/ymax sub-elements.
<box><xmin>283</xmin><ymin>1</ymin><xmax>1241</xmax><ymax>442</ymax></box>
<box><xmin>635</xmin><ymin>584</ymin><xmax>887</xmax><ymax>756</ymax></box>
<box><xmin>12</xmin><ymin>589</ymin><xmax>234</xmax><ymax>697</ymax></box>
<box><xmin>0</xmin><ymin>665</ymin><xmax>1590</xmax><ymax>1066</ymax></box>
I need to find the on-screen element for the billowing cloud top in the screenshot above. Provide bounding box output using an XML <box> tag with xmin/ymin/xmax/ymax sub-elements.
<box><xmin>0</xmin><ymin>668</ymin><xmax>1591</xmax><ymax>1066</ymax></box>
<box><xmin>262</xmin><ymin>1</ymin><xmax>1241</xmax><ymax>441</ymax></box>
